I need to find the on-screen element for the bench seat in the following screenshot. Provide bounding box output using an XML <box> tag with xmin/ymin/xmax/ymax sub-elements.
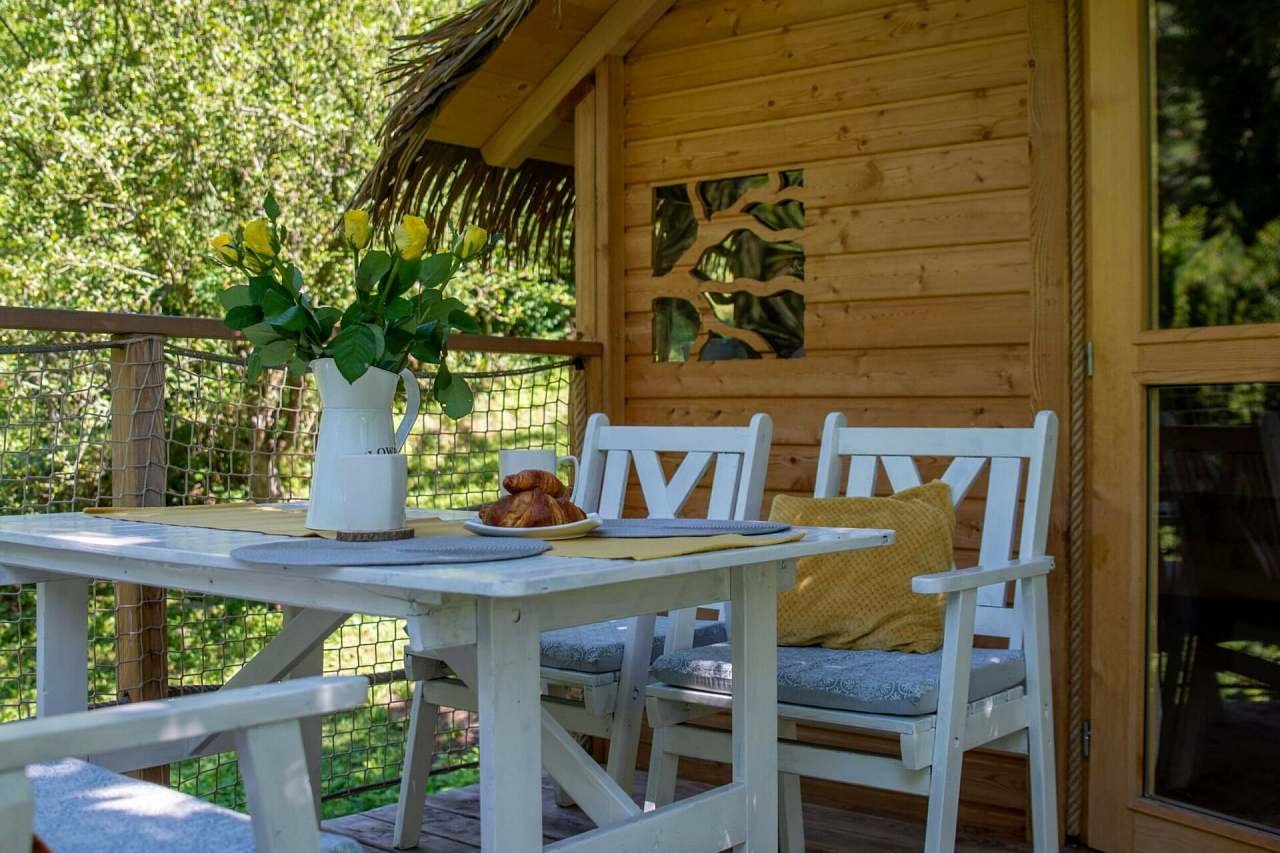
<box><xmin>28</xmin><ymin>758</ymin><xmax>361</xmax><ymax>853</ymax></box>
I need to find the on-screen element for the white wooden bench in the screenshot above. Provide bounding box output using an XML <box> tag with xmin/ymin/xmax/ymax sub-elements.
<box><xmin>0</xmin><ymin>676</ymin><xmax>368</xmax><ymax>853</ymax></box>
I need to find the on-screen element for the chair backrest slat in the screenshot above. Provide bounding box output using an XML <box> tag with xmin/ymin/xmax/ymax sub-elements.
<box><xmin>881</xmin><ymin>456</ymin><xmax>924</xmax><ymax>493</ymax></box>
<box><xmin>940</xmin><ymin>456</ymin><xmax>988</xmax><ymax>504</ymax></box>
<box><xmin>815</xmin><ymin>411</ymin><xmax>1058</xmax><ymax>648</ymax></box>
<box><xmin>707</xmin><ymin>452</ymin><xmax>744</xmax><ymax>520</ymax></box>
<box><xmin>597</xmin><ymin>450</ymin><xmax>631</xmax><ymax>519</ymax></box>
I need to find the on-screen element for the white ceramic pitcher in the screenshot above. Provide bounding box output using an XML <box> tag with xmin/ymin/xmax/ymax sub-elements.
<box><xmin>306</xmin><ymin>358</ymin><xmax>419</xmax><ymax>531</ymax></box>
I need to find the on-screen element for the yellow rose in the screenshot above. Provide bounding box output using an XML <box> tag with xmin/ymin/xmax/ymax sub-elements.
<box><xmin>394</xmin><ymin>214</ymin><xmax>429</xmax><ymax>261</ymax></box>
<box><xmin>457</xmin><ymin>224</ymin><xmax>488</xmax><ymax>260</ymax></box>
<box><xmin>242</xmin><ymin>218</ymin><xmax>274</xmax><ymax>257</ymax></box>
<box><xmin>210</xmin><ymin>232</ymin><xmax>238</xmax><ymax>264</ymax></box>
<box><xmin>344</xmin><ymin>209</ymin><xmax>371</xmax><ymax>250</ymax></box>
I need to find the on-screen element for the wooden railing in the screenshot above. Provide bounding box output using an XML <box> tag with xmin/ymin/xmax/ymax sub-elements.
<box><xmin>0</xmin><ymin>305</ymin><xmax>601</xmax><ymax>783</ymax></box>
<box><xmin>0</xmin><ymin>306</ymin><xmax>603</xmax><ymax>357</ymax></box>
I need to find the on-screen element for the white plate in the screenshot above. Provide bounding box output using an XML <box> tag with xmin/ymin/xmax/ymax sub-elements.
<box><xmin>464</xmin><ymin>513</ymin><xmax>601</xmax><ymax>540</ymax></box>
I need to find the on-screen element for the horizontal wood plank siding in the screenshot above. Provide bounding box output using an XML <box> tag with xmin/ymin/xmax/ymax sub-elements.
<box><xmin>619</xmin><ymin>0</ymin><xmax>1037</xmax><ymax>834</ymax></box>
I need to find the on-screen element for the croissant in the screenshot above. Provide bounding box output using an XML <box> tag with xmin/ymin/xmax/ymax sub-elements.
<box><xmin>556</xmin><ymin>496</ymin><xmax>587</xmax><ymax>523</ymax></box>
<box><xmin>502</xmin><ymin>468</ymin><xmax>566</xmax><ymax>498</ymax></box>
<box><xmin>479</xmin><ymin>488</ymin><xmax>586</xmax><ymax>528</ymax></box>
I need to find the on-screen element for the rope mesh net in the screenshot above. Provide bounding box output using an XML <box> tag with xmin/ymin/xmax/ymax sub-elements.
<box><xmin>0</xmin><ymin>333</ymin><xmax>575</xmax><ymax>814</ymax></box>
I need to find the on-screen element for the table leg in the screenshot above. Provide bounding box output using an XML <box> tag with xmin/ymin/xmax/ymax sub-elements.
<box><xmin>476</xmin><ymin>598</ymin><xmax>542</xmax><ymax>853</ymax></box>
<box><xmin>36</xmin><ymin>579</ymin><xmax>88</xmax><ymax>717</ymax></box>
<box><xmin>284</xmin><ymin>605</ymin><xmax>325</xmax><ymax>820</ymax></box>
<box><xmin>732</xmin><ymin>561</ymin><xmax>780</xmax><ymax>853</ymax></box>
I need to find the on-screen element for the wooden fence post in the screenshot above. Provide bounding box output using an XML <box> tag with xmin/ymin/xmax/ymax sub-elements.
<box><xmin>110</xmin><ymin>334</ymin><xmax>169</xmax><ymax>784</ymax></box>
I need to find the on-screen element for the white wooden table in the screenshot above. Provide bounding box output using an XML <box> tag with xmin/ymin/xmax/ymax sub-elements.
<box><xmin>0</xmin><ymin>510</ymin><xmax>893</xmax><ymax>853</ymax></box>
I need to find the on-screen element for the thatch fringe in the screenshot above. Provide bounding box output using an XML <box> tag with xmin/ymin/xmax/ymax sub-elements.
<box><xmin>354</xmin><ymin>0</ymin><xmax>575</xmax><ymax>271</ymax></box>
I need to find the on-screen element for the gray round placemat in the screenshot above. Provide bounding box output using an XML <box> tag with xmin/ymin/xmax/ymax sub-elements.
<box><xmin>231</xmin><ymin>536</ymin><xmax>550</xmax><ymax>567</ymax></box>
<box><xmin>590</xmin><ymin>518</ymin><xmax>791</xmax><ymax>538</ymax></box>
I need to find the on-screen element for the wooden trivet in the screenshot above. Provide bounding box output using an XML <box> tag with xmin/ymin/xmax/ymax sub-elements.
<box><xmin>336</xmin><ymin>527</ymin><xmax>414</xmax><ymax>542</ymax></box>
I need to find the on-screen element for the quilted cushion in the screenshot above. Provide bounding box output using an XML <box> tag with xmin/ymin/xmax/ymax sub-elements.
<box><xmin>650</xmin><ymin>643</ymin><xmax>1025</xmax><ymax>716</ymax></box>
<box><xmin>27</xmin><ymin>758</ymin><xmax>362</xmax><ymax>853</ymax></box>
<box><xmin>541</xmin><ymin>616</ymin><xmax>728</xmax><ymax>674</ymax></box>
<box><xmin>769</xmin><ymin>481</ymin><xmax>955</xmax><ymax>653</ymax></box>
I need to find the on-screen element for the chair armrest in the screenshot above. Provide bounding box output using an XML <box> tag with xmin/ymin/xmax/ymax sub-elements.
<box><xmin>0</xmin><ymin>675</ymin><xmax>367</xmax><ymax>773</ymax></box>
<box><xmin>911</xmin><ymin>557</ymin><xmax>1054</xmax><ymax>595</ymax></box>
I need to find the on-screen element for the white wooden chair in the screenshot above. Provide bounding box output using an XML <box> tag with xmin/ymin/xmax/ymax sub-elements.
<box><xmin>0</xmin><ymin>676</ymin><xmax>368</xmax><ymax>853</ymax></box>
<box><xmin>644</xmin><ymin>411</ymin><xmax>1060</xmax><ymax>853</ymax></box>
<box><xmin>393</xmin><ymin>412</ymin><xmax>773</xmax><ymax>849</ymax></box>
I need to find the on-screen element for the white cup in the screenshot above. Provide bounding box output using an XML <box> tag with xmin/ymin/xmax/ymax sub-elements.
<box><xmin>336</xmin><ymin>453</ymin><xmax>408</xmax><ymax>532</ymax></box>
<box><xmin>499</xmin><ymin>448</ymin><xmax>577</xmax><ymax>493</ymax></box>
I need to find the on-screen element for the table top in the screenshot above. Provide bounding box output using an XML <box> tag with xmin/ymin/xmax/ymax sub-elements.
<box><xmin>0</xmin><ymin>510</ymin><xmax>894</xmax><ymax>600</ymax></box>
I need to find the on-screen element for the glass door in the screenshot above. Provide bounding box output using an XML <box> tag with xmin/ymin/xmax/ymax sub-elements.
<box><xmin>1087</xmin><ymin>0</ymin><xmax>1280</xmax><ymax>849</ymax></box>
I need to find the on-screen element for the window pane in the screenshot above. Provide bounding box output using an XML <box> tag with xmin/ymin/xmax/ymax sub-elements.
<box><xmin>1148</xmin><ymin>383</ymin><xmax>1280</xmax><ymax>830</ymax></box>
<box><xmin>1152</xmin><ymin>2</ymin><xmax>1280</xmax><ymax>328</ymax></box>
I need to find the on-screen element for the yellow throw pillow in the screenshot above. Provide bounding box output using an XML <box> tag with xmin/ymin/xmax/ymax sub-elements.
<box><xmin>769</xmin><ymin>480</ymin><xmax>955</xmax><ymax>653</ymax></box>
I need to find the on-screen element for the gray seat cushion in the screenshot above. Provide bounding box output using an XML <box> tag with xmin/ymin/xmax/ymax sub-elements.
<box><xmin>541</xmin><ymin>616</ymin><xmax>728</xmax><ymax>674</ymax></box>
<box><xmin>28</xmin><ymin>758</ymin><xmax>362</xmax><ymax>852</ymax></box>
<box><xmin>650</xmin><ymin>643</ymin><xmax>1026</xmax><ymax>716</ymax></box>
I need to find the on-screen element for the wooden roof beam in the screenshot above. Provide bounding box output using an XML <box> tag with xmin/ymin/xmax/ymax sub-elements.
<box><xmin>480</xmin><ymin>0</ymin><xmax>674</xmax><ymax>169</ymax></box>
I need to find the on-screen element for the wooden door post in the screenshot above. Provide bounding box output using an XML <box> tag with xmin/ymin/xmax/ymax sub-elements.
<box><xmin>573</xmin><ymin>56</ymin><xmax>625</xmax><ymax>424</ymax></box>
<box><xmin>110</xmin><ymin>334</ymin><xmax>169</xmax><ymax>783</ymax></box>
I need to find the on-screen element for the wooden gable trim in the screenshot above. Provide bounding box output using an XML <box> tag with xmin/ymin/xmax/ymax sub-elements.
<box><xmin>482</xmin><ymin>0</ymin><xmax>674</xmax><ymax>169</ymax></box>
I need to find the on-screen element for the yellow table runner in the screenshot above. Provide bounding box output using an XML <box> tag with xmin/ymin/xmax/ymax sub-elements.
<box><xmin>84</xmin><ymin>504</ymin><xmax>804</xmax><ymax>561</ymax></box>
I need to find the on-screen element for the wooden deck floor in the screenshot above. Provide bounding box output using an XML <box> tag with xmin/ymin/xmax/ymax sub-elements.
<box><xmin>323</xmin><ymin>773</ymin><xmax>1032</xmax><ymax>852</ymax></box>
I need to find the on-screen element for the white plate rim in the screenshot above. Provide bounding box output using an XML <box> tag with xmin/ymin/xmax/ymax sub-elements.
<box><xmin>463</xmin><ymin>513</ymin><xmax>601</xmax><ymax>540</ymax></box>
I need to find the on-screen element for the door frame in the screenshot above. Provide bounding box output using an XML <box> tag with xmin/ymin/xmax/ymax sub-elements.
<box><xmin>1085</xmin><ymin>0</ymin><xmax>1280</xmax><ymax>850</ymax></box>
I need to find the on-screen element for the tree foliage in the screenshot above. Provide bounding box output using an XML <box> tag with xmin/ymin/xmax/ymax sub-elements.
<box><xmin>0</xmin><ymin>0</ymin><xmax>573</xmax><ymax>337</ymax></box>
<box><xmin>1155</xmin><ymin>0</ymin><xmax>1280</xmax><ymax>329</ymax></box>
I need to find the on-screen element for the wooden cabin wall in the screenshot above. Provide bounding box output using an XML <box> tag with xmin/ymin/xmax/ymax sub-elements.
<box><xmin>620</xmin><ymin>0</ymin><xmax>1034</xmax><ymax>545</ymax></box>
<box><xmin>605</xmin><ymin>0</ymin><xmax>1072</xmax><ymax>839</ymax></box>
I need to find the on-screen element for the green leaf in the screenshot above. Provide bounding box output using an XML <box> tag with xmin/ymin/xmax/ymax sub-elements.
<box><xmin>390</xmin><ymin>258</ymin><xmax>421</xmax><ymax>299</ymax></box>
<box><xmin>261</xmin><ymin>288</ymin><xmax>293</xmax><ymax>317</ymax></box>
<box><xmin>384</xmin><ymin>327</ymin><xmax>413</xmax><ymax>359</ymax></box>
<box><xmin>248</xmin><ymin>273</ymin><xmax>288</xmax><ymax>304</ymax></box>
<box><xmin>330</xmin><ymin>324</ymin><xmax>377</xmax><ymax>383</ymax></box>
<box><xmin>314</xmin><ymin>307</ymin><xmax>341</xmax><ymax>340</ymax></box>
<box><xmin>242</xmin><ymin>321</ymin><xmax>283</xmax><ymax>346</ymax></box>
<box><xmin>433</xmin><ymin>364</ymin><xmax>473</xmax><ymax>419</ymax></box>
<box><xmin>447</xmin><ymin>309</ymin><xmax>481</xmax><ymax>334</ymax></box>
<box><xmin>268</xmin><ymin>304</ymin><xmax>308</xmax><ymax>333</ymax></box>
<box><xmin>257</xmin><ymin>338</ymin><xmax>295</xmax><ymax>367</ymax></box>
<box><xmin>341</xmin><ymin>301</ymin><xmax>371</xmax><ymax>328</ymax></box>
<box><xmin>411</xmin><ymin>321</ymin><xmax>445</xmax><ymax>363</ymax></box>
<box><xmin>386</xmin><ymin>297</ymin><xmax>414</xmax><ymax>324</ymax></box>
<box><xmin>424</xmin><ymin>296</ymin><xmax>467</xmax><ymax>323</ymax></box>
<box><xmin>264</xmin><ymin>190</ymin><xmax>281</xmax><ymax>220</ymax></box>
<box><xmin>246</xmin><ymin>351</ymin><xmax>265</xmax><ymax>384</ymax></box>
<box><xmin>365</xmin><ymin>323</ymin><xmax>386</xmax><ymax>360</ymax></box>
<box><xmin>356</xmin><ymin>251</ymin><xmax>393</xmax><ymax>292</ymax></box>
<box><xmin>286</xmin><ymin>265</ymin><xmax>303</xmax><ymax>294</ymax></box>
<box><xmin>418</xmin><ymin>253</ymin><xmax>455</xmax><ymax>288</ymax></box>
<box><xmin>218</xmin><ymin>285</ymin><xmax>253</xmax><ymax>310</ymax></box>
<box><xmin>224</xmin><ymin>304</ymin><xmax>262</xmax><ymax>330</ymax></box>
<box><xmin>287</xmin><ymin>355</ymin><xmax>308</xmax><ymax>379</ymax></box>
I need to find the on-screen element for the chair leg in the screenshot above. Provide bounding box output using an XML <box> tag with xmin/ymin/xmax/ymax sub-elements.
<box><xmin>604</xmin><ymin>614</ymin><xmax>657</xmax><ymax>795</ymax></box>
<box><xmin>924</xmin><ymin>588</ymin><xmax>977</xmax><ymax>853</ymax></box>
<box><xmin>778</xmin><ymin>719</ymin><xmax>805</xmax><ymax>853</ymax></box>
<box><xmin>236</xmin><ymin>719</ymin><xmax>322</xmax><ymax>853</ymax></box>
<box><xmin>1023</xmin><ymin>575</ymin><xmax>1060</xmax><ymax>853</ymax></box>
<box><xmin>393</xmin><ymin>681</ymin><xmax>439</xmax><ymax>850</ymax></box>
<box><xmin>643</xmin><ymin>725</ymin><xmax>680</xmax><ymax>810</ymax></box>
<box><xmin>545</xmin><ymin>684</ymin><xmax>581</xmax><ymax>808</ymax></box>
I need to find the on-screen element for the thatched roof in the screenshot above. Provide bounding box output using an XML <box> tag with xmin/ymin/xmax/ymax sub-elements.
<box><xmin>354</xmin><ymin>0</ymin><xmax>576</xmax><ymax>270</ymax></box>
